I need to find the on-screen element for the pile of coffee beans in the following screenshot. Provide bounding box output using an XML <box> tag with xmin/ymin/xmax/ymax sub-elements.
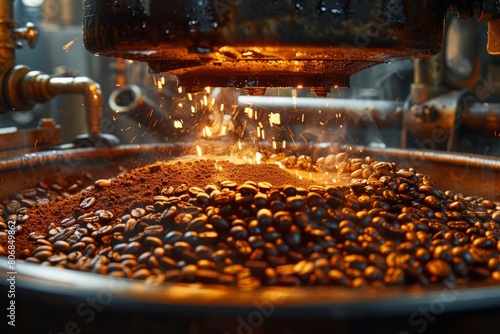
<box><xmin>0</xmin><ymin>173</ymin><xmax>93</xmax><ymax>252</ymax></box>
<box><xmin>1</xmin><ymin>156</ymin><xmax>500</xmax><ymax>290</ymax></box>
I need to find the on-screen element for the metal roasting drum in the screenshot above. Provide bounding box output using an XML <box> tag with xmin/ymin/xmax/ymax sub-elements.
<box><xmin>1</xmin><ymin>144</ymin><xmax>500</xmax><ymax>333</ymax></box>
<box><xmin>1</xmin><ymin>0</ymin><xmax>500</xmax><ymax>333</ymax></box>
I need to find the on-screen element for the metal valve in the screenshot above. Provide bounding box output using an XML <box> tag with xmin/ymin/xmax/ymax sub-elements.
<box><xmin>11</xmin><ymin>21</ymin><xmax>38</xmax><ymax>49</ymax></box>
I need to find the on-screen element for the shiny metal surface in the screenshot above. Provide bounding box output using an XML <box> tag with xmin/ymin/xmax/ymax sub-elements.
<box><xmin>1</xmin><ymin>143</ymin><xmax>499</xmax><ymax>198</ymax></box>
<box><xmin>1</xmin><ymin>258</ymin><xmax>500</xmax><ymax>316</ymax></box>
<box><xmin>0</xmin><ymin>144</ymin><xmax>499</xmax><ymax>334</ymax></box>
<box><xmin>82</xmin><ymin>0</ymin><xmax>445</xmax><ymax>89</ymax></box>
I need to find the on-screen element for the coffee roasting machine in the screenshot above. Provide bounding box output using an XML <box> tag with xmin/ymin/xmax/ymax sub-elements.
<box><xmin>1</xmin><ymin>1</ymin><xmax>500</xmax><ymax>333</ymax></box>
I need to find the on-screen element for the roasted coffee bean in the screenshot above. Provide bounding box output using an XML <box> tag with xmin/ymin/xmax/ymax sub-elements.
<box><xmin>53</xmin><ymin>240</ymin><xmax>71</xmax><ymax>253</ymax></box>
<box><xmin>187</xmin><ymin>216</ymin><xmax>209</xmax><ymax>232</ymax></box>
<box><xmin>60</xmin><ymin>217</ymin><xmax>77</xmax><ymax>228</ymax></box>
<box><xmin>328</xmin><ymin>269</ymin><xmax>348</xmax><ymax>285</ymax></box>
<box><xmin>80</xmin><ymin>197</ymin><xmax>96</xmax><ymax>209</ymax></box>
<box><xmin>144</xmin><ymin>225</ymin><xmax>164</xmax><ymax>236</ymax></box>
<box><xmin>131</xmin><ymin>207</ymin><xmax>146</xmax><ymax>218</ymax></box>
<box><xmin>286</xmin><ymin>196</ymin><xmax>306</xmax><ymax>211</ymax></box>
<box><xmin>97</xmin><ymin>210</ymin><xmax>114</xmax><ymax>222</ymax></box>
<box><xmin>292</xmin><ymin>260</ymin><xmax>314</xmax><ymax>276</ymax></box>
<box><xmin>425</xmin><ymin>259</ymin><xmax>451</xmax><ymax>278</ymax></box>
<box><xmin>237</xmin><ymin>184</ymin><xmax>258</xmax><ymax>196</ymax></box>
<box><xmin>97</xmin><ymin>225</ymin><xmax>113</xmax><ymax>236</ymax></box>
<box><xmin>50</xmin><ymin>227</ymin><xmax>76</xmax><ymax>242</ymax></box>
<box><xmin>123</xmin><ymin>241</ymin><xmax>142</xmax><ymax>255</ymax></box>
<box><xmin>94</xmin><ymin>179</ymin><xmax>111</xmax><ymax>189</ymax></box>
<box><xmin>472</xmin><ymin>237</ymin><xmax>494</xmax><ymax>249</ymax></box>
<box><xmin>6</xmin><ymin>200</ymin><xmax>21</xmax><ymax>213</ymax></box>
<box><xmin>28</xmin><ymin>232</ymin><xmax>46</xmax><ymax>241</ymax></box>
<box><xmin>230</xmin><ymin>226</ymin><xmax>248</xmax><ymax>240</ymax></box>
<box><xmin>35</xmin><ymin>239</ymin><xmax>52</xmax><ymax>246</ymax></box>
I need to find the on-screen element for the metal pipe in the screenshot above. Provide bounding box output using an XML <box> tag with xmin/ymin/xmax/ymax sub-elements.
<box><xmin>109</xmin><ymin>85</ymin><xmax>167</xmax><ymax>126</ymax></box>
<box><xmin>109</xmin><ymin>85</ymin><xmax>177</xmax><ymax>138</ymax></box>
<box><xmin>0</xmin><ymin>0</ymin><xmax>16</xmax><ymax>111</ymax></box>
<box><xmin>3</xmin><ymin>67</ymin><xmax>103</xmax><ymax>138</ymax></box>
<box><xmin>0</xmin><ymin>0</ymin><xmax>106</xmax><ymax>142</ymax></box>
<box><xmin>0</xmin><ymin>0</ymin><xmax>15</xmax><ymax>63</ymax></box>
<box><xmin>466</xmin><ymin>102</ymin><xmax>500</xmax><ymax>135</ymax></box>
<box><xmin>237</xmin><ymin>96</ymin><xmax>403</xmax><ymax>128</ymax></box>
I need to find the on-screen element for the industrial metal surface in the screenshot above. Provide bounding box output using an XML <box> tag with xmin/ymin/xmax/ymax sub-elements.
<box><xmin>1</xmin><ymin>144</ymin><xmax>500</xmax><ymax>333</ymax></box>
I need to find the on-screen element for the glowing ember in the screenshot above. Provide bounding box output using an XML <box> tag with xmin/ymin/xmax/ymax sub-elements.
<box><xmin>174</xmin><ymin>120</ymin><xmax>183</xmax><ymax>129</ymax></box>
<box><xmin>62</xmin><ymin>38</ymin><xmax>78</xmax><ymax>52</ymax></box>
<box><xmin>203</xmin><ymin>126</ymin><xmax>213</xmax><ymax>138</ymax></box>
<box><xmin>244</xmin><ymin>107</ymin><xmax>254</xmax><ymax>119</ymax></box>
<box><xmin>255</xmin><ymin>152</ymin><xmax>262</xmax><ymax>164</ymax></box>
<box><xmin>269</xmin><ymin>112</ymin><xmax>281</xmax><ymax>126</ymax></box>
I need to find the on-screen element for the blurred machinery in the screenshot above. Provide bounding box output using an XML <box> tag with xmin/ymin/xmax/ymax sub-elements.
<box><xmin>0</xmin><ymin>0</ymin><xmax>499</xmax><ymax>157</ymax></box>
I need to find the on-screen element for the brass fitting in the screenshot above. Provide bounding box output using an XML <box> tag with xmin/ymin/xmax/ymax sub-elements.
<box><xmin>0</xmin><ymin>0</ymin><xmax>109</xmax><ymax>143</ymax></box>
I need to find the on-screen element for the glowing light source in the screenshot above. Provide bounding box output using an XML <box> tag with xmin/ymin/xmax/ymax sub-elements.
<box><xmin>244</xmin><ymin>107</ymin><xmax>254</xmax><ymax>119</ymax></box>
<box><xmin>174</xmin><ymin>120</ymin><xmax>183</xmax><ymax>128</ymax></box>
<box><xmin>255</xmin><ymin>152</ymin><xmax>262</xmax><ymax>164</ymax></box>
<box><xmin>62</xmin><ymin>38</ymin><xmax>78</xmax><ymax>52</ymax></box>
<box><xmin>269</xmin><ymin>112</ymin><xmax>281</xmax><ymax>126</ymax></box>
<box><xmin>203</xmin><ymin>126</ymin><xmax>213</xmax><ymax>137</ymax></box>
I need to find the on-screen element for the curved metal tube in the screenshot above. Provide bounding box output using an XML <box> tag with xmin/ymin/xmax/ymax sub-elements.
<box><xmin>13</xmin><ymin>69</ymin><xmax>103</xmax><ymax>138</ymax></box>
<box><xmin>0</xmin><ymin>0</ymin><xmax>104</xmax><ymax>141</ymax></box>
<box><xmin>47</xmin><ymin>77</ymin><xmax>102</xmax><ymax>139</ymax></box>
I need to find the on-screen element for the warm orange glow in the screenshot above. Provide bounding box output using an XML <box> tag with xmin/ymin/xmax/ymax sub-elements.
<box><xmin>62</xmin><ymin>38</ymin><xmax>78</xmax><ymax>52</ymax></box>
<box><xmin>269</xmin><ymin>112</ymin><xmax>281</xmax><ymax>126</ymax></box>
<box><xmin>174</xmin><ymin>120</ymin><xmax>183</xmax><ymax>129</ymax></box>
